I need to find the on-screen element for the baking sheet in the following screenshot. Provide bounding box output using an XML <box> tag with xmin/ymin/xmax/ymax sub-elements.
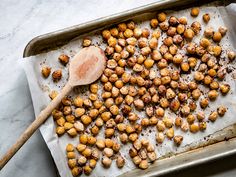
<box><xmin>21</xmin><ymin>3</ymin><xmax>236</xmax><ymax>177</ymax></box>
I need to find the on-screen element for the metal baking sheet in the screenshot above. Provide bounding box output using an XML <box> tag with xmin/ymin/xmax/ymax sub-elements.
<box><xmin>23</xmin><ymin>0</ymin><xmax>236</xmax><ymax>176</ymax></box>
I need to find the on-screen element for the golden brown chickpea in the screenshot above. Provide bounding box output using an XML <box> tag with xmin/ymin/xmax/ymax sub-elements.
<box><xmin>173</xmin><ymin>54</ymin><xmax>183</xmax><ymax>64</ymax></box>
<box><xmin>174</xmin><ymin>135</ymin><xmax>183</xmax><ymax>146</ymax></box>
<box><xmin>191</xmin><ymin>21</ymin><xmax>201</xmax><ymax>34</ymax></box>
<box><xmin>166</xmin><ymin>127</ymin><xmax>174</xmax><ymax>139</ymax></box>
<box><xmin>200</xmin><ymin>38</ymin><xmax>211</xmax><ymax>48</ymax></box>
<box><xmin>209</xmin><ymin>81</ymin><xmax>219</xmax><ymax>90</ymax></box>
<box><xmin>203</xmin><ymin>13</ymin><xmax>210</xmax><ymax>23</ymax></box>
<box><xmin>132</xmin><ymin>27</ymin><xmax>141</xmax><ymax>38</ymax></box>
<box><xmin>170</xmin><ymin>99</ymin><xmax>180</xmax><ymax>112</ymax></box>
<box><xmin>194</xmin><ymin>71</ymin><xmax>204</xmax><ymax>81</ymax></box>
<box><xmin>217</xmin><ymin>106</ymin><xmax>227</xmax><ymax>116</ymax></box>
<box><xmin>108</xmin><ymin>37</ymin><xmax>117</xmax><ymax>47</ymax></box>
<box><xmin>141</xmin><ymin>28</ymin><xmax>150</xmax><ymax>38</ymax></box>
<box><xmin>41</xmin><ymin>66</ymin><xmax>51</xmax><ymax>78</ymax></box>
<box><xmin>175</xmin><ymin>117</ymin><xmax>182</xmax><ymax>127</ymax></box>
<box><xmin>71</xmin><ymin>167</ymin><xmax>82</xmax><ymax>177</ymax></box>
<box><xmin>228</xmin><ymin>51</ymin><xmax>236</xmax><ymax>61</ymax></box>
<box><xmin>105</xmin><ymin>46</ymin><xmax>114</xmax><ymax>55</ymax></box>
<box><xmin>173</xmin><ymin>34</ymin><xmax>183</xmax><ymax>44</ymax></box>
<box><xmin>56</xmin><ymin>117</ymin><xmax>65</xmax><ymax>126</ymax></box>
<box><xmin>187</xmin><ymin>114</ymin><xmax>195</xmax><ymax>124</ymax></box>
<box><xmin>169</xmin><ymin>16</ymin><xmax>179</xmax><ymax>26</ymax></box>
<box><xmin>218</xmin><ymin>26</ymin><xmax>228</xmax><ymax>36</ymax></box>
<box><xmin>217</xmin><ymin>67</ymin><xmax>226</xmax><ymax>80</ymax></box>
<box><xmin>179</xmin><ymin>16</ymin><xmax>187</xmax><ymax>25</ymax></box>
<box><xmin>68</xmin><ymin>159</ymin><xmax>77</xmax><ymax>169</ymax></box>
<box><xmin>213</xmin><ymin>32</ymin><xmax>222</xmax><ymax>43</ymax></box>
<box><xmin>155</xmin><ymin>107</ymin><xmax>165</xmax><ymax>117</ymax></box>
<box><xmin>169</xmin><ymin>44</ymin><xmax>178</xmax><ymax>55</ymax></box>
<box><xmin>196</xmin><ymin>46</ymin><xmax>206</xmax><ymax>56</ymax></box>
<box><xmin>208</xmin><ymin>90</ymin><xmax>219</xmax><ymax>100</ymax></box>
<box><xmin>141</xmin><ymin>46</ymin><xmax>151</xmax><ymax>56</ymax></box>
<box><xmin>124</xmin><ymin>29</ymin><xmax>133</xmax><ymax>38</ymax></box>
<box><xmin>204</xmin><ymin>75</ymin><xmax>213</xmax><ymax>85</ymax></box>
<box><xmin>159</xmin><ymin>21</ymin><xmax>169</xmax><ymax>31</ymax></box>
<box><xmin>118</xmin><ymin>23</ymin><xmax>127</xmax><ymax>32</ymax></box>
<box><xmin>82</xmin><ymin>38</ymin><xmax>92</xmax><ymax>47</ymax></box>
<box><xmin>208</xmin><ymin>69</ymin><xmax>216</xmax><ymax>77</ymax></box>
<box><xmin>150</xmin><ymin>18</ymin><xmax>158</xmax><ymax>28</ymax></box>
<box><xmin>191</xmin><ymin>7</ymin><xmax>200</xmax><ymax>17</ymax></box>
<box><xmin>102</xmin><ymin>156</ymin><xmax>112</xmax><ymax>168</ymax></box>
<box><xmin>102</xmin><ymin>30</ymin><xmax>111</xmax><ymax>40</ymax></box>
<box><xmin>200</xmin><ymin>98</ymin><xmax>209</xmax><ymax>109</ymax></box>
<box><xmin>170</xmin><ymin>81</ymin><xmax>178</xmax><ymax>89</ymax></box>
<box><xmin>199</xmin><ymin>121</ymin><xmax>207</xmax><ymax>131</ymax></box>
<box><xmin>208</xmin><ymin>111</ymin><xmax>218</xmax><ymax>122</ymax></box>
<box><xmin>56</xmin><ymin>126</ymin><xmax>65</xmax><ymax>135</ymax></box>
<box><xmin>190</xmin><ymin>123</ymin><xmax>199</xmax><ymax>133</ymax></box>
<box><xmin>181</xmin><ymin>62</ymin><xmax>190</xmax><ymax>72</ymax></box>
<box><xmin>184</xmin><ymin>28</ymin><xmax>195</xmax><ymax>40</ymax></box>
<box><xmin>163</xmin><ymin>37</ymin><xmax>173</xmax><ymax>47</ymax></box>
<box><xmin>127</xmin><ymin>21</ymin><xmax>135</xmax><ymax>30</ymax></box>
<box><xmin>167</xmin><ymin>26</ymin><xmax>176</xmax><ymax>36</ymax></box>
<box><xmin>149</xmin><ymin>37</ymin><xmax>158</xmax><ymax>49</ymax></box>
<box><xmin>157</xmin><ymin>12</ymin><xmax>167</xmax><ymax>22</ymax></box>
<box><xmin>152</xmin><ymin>29</ymin><xmax>161</xmax><ymax>39</ymax></box>
<box><xmin>52</xmin><ymin>69</ymin><xmax>62</xmax><ymax>82</ymax></box>
<box><xmin>181</xmin><ymin>105</ymin><xmax>190</xmax><ymax>117</ymax></box>
<box><xmin>220</xmin><ymin>84</ymin><xmax>230</xmax><ymax>95</ymax></box>
<box><xmin>204</xmin><ymin>27</ymin><xmax>214</xmax><ymax>38</ymax></box>
<box><xmin>159</xmin><ymin>44</ymin><xmax>168</xmax><ymax>55</ymax></box>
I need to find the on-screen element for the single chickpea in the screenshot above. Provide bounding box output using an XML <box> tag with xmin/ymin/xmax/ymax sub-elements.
<box><xmin>220</xmin><ymin>84</ymin><xmax>230</xmax><ymax>95</ymax></box>
<box><xmin>191</xmin><ymin>7</ymin><xmax>200</xmax><ymax>17</ymax></box>
<box><xmin>56</xmin><ymin>126</ymin><xmax>65</xmax><ymax>135</ymax></box>
<box><xmin>181</xmin><ymin>62</ymin><xmax>190</xmax><ymax>72</ymax></box>
<box><xmin>167</xmin><ymin>26</ymin><xmax>176</xmax><ymax>36</ymax></box>
<box><xmin>134</xmin><ymin>28</ymin><xmax>142</xmax><ymax>38</ymax></box>
<box><xmin>181</xmin><ymin>122</ymin><xmax>189</xmax><ymax>132</ymax></box>
<box><xmin>124</xmin><ymin>29</ymin><xmax>134</xmax><ymax>38</ymax></box>
<box><xmin>194</xmin><ymin>71</ymin><xmax>204</xmax><ymax>81</ymax></box>
<box><xmin>228</xmin><ymin>51</ymin><xmax>236</xmax><ymax>61</ymax></box>
<box><xmin>52</xmin><ymin>69</ymin><xmax>62</xmax><ymax>82</ymax></box>
<box><xmin>68</xmin><ymin>159</ymin><xmax>77</xmax><ymax>169</ymax></box>
<box><xmin>152</xmin><ymin>29</ymin><xmax>161</xmax><ymax>39</ymax></box>
<box><xmin>102</xmin><ymin>156</ymin><xmax>112</xmax><ymax>168</ymax></box>
<box><xmin>200</xmin><ymin>38</ymin><xmax>211</xmax><ymax>48</ymax></box>
<box><xmin>156</xmin><ymin>120</ymin><xmax>166</xmax><ymax>132</ymax></box>
<box><xmin>150</xmin><ymin>18</ymin><xmax>158</xmax><ymax>28</ymax></box>
<box><xmin>179</xmin><ymin>16</ymin><xmax>187</xmax><ymax>24</ymax></box>
<box><xmin>187</xmin><ymin>114</ymin><xmax>195</xmax><ymax>124</ymax></box>
<box><xmin>174</xmin><ymin>135</ymin><xmax>183</xmax><ymax>146</ymax></box>
<box><xmin>156</xmin><ymin>132</ymin><xmax>165</xmax><ymax>143</ymax></box>
<box><xmin>170</xmin><ymin>99</ymin><xmax>180</xmax><ymax>112</ymax></box>
<box><xmin>157</xmin><ymin>12</ymin><xmax>167</xmax><ymax>22</ymax></box>
<box><xmin>218</xmin><ymin>26</ymin><xmax>228</xmax><ymax>36</ymax></box>
<box><xmin>139</xmin><ymin>160</ymin><xmax>149</xmax><ymax>170</ymax></box>
<box><xmin>203</xmin><ymin>13</ymin><xmax>210</xmax><ymax>23</ymax></box>
<box><xmin>191</xmin><ymin>21</ymin><xmax>201</xmax><ymax>34</ymax></box>
<box><xmin>190</xmin><ymin>123</ymin><xmax>199</xmax><ymax>133</ymax></box>
<box><xmin>213</xmin><ymin>32</ymin><xmax>222</xmax><ymax>43</ymax></box>
<box><xmin>116</xmin><ymin>155</ymin><xmax>125</xmax><ymax>168</ymax></box>
<box><xmin>81</xmin><ymin>115</ymin><xmax>92</xmax><ymax>125</ymax></box>
<box><xmin>71</xmin><ymin>167</ymin><xmax>82</xmax><ymax>177</ymax></box>
<box><xmin>184</xmin><ymin>28</ymin><xmax>195</xmax><ymax>40</ymax></box>
<box><xmin>204</xmin><ymin>27</ymin><xmax>214</xmax><ymax>38</ymax></box>
<box><xmin>208</xmin><ymin>90</ymin><xmax>219</xmax><ymax>100</ymax></box>
<box><xmin>180</xmin><ymin>105</ymin><xmax>190</xmax><ymax>117</ymax></box>
<box><xmin>119</xmin><ymin>133</ymin><xmax>128</xmax><ymax>144</ymax></box>
<box><xmin>159</xmin><ymin>21</ymin><xmax>169</xmax><ymax>31</ymax></box>
<box><xmin>209</xmin><ymin>111</ymin><xmax>218</xmax><ymax>122</ymax></box>
<box><xmin>41</xmin><ymin>66</ymin><xmax>51</xmax><ymax>78</ymax></box>
<box><xmin>149</xmin><ymin>37</ymin><xmax>158</xmax><ymax>49</ymax></box>
<box><xmin>173</xmin><ymin>54</ymin><xmax>183</xmax><ymax>64</ymax></box>
<box><xmin>217</xmin><ymin>106</ymin><xmax>227</xmax><ymax>116</ymax></box>
<box><xmin>200</xmin><ymin>98</ymin><xmax>209</xmax><ymax>109</ymax></box>
<box><xmin>166</xmin><ymin>127</ymin><xmax>174</xmax><ymax>139</ymax></box>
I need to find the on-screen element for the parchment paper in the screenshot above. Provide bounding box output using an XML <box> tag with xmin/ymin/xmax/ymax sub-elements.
<box><xmin>21</xmin><ymin>3</ymin><xmax>236</xmax><ymax>177</ymax></box>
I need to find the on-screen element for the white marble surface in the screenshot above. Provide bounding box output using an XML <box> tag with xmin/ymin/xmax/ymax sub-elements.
<box><xmin>0</xmin><ymin>0</ymin><xmax>236</xmax><ymax>177</ymax></box>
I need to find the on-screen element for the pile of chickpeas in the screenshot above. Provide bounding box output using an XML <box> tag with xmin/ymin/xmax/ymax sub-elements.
<box><xmin>42</xmin><ymin>7</ymin><xmax>236</xmax><ymax>176</ymax></box>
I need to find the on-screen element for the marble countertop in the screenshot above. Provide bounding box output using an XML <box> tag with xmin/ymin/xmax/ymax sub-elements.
<box><xmin>0</xmin><ymin>0</ymin><xmax>236</xmax><ymax>177</ymax></box>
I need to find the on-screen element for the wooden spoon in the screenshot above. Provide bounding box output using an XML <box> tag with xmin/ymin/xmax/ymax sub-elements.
<box><xmin>0</xmin><ymin>46</ymin><xmax>107</xmax><ymax>169</ymax></box>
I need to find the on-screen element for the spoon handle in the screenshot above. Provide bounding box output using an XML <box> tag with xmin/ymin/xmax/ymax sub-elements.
<box><xmin>0</xmin><ymin>82</ymin><xmax>73</xmax><ymax>170</ymax></box>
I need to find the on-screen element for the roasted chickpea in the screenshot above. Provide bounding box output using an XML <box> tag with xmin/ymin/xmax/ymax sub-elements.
<box><xmin>203</xmin><ymin>13</ymin><xmax>210</xmax><ymax>23</ymax></box>
<box><xmin>220</xmin><ymin>84</ymin><xmax>230</xmax><ymax>95</ymax></box>
<box><xmin>174</xmin><ymin>135</ymin><xmax>183</xmax><ymax>146</ymax></box>
<box><xmin>200</xmin><ymin>98</ymin><xmax>209</xmax><ymax>109</ymax></box>
<box><xmin>204</xmin><ymin>27</ymin><xmax>214</xmax><ymax>38</ymax></box>
<box><xmin>157</xmin><ymin>12</ymin><xmax>167</xmax><ymax>22</ymax></box>
<box><xmin>191</xmin><ymin>21</ymin><xmax>201</xmax><ymax>34</ymax></box>
<box><xmin>228</xmin><ymin>51</ymin><xmax>236</xmax><ymax>61</ymax></box>
<box><xmin>159</xmin><ymin>21</ymin><xmax>169</xmax><ymax>31</ymax></box>
<box><xmin>124</xmin><ymin>29</ymin><xmax>133</xmax><ymax>38</ymax></box>
<box><xmin>194</xmin><ymin>71</ymin><xmax>204</xmax><ymax>81</ymax></box>
<box><xmin>208</xmin><ymin>90</ymin><xmax>218</xmax><ymax>100</ymax></box>
<box><xmin>167</xmin><ymin>26</ymin><xmax>176</xmax><ymax>36</ymax></box>
<box><xmin>190</xmin><ymin>123</ymin><xmax>199</xmax><ymax>133</ymax></box>
<box><xmin>41</xmin><ymin>66</ymin><xmax>51</xmax><ymax>78</ymax></box>
<box><xmin>150</xmin><ymin>18</ymin><xmax>158</xmax><ymax>28</ymax></box>
<box><xmin>213</xmin><ymin>32</ymin><xmax>222</xmax><ymax>43</ymax></box>
<box><xmin>181</xmin><ymin>62</ymin><xmax>190</xmax><ymax>72</ymax></box>
<box><xmin>200</xmin><ymin>38</ymin><xmax>211</xmax><ymax>48</ymax></box>
<box><xmin>184</xmin><ymin>28</ymin><xmax>195</xmax><ymax>40</ymax></box>
<box><xmin>173</xmin><ymin>54</ymin><xmax>183</xmax><ymax>64</ymax></box>
<box><xmin>217</xmin><ymin>106</ymin><xmax>227</xmax><ymax>116</ymax></box>
<box><xmin>134</xmin><ymin>28</ymin><xmax>142</xmax><ymax>38</ymax></box>
<box><xmin>52</xmin><ymin>69</ymin><xmax>62</xmax><ymax>82</ymax></box>
<box><xmin>191</xmin><ymin>7</ymin><xmax>200</xmax><ymax>17</ymax></box>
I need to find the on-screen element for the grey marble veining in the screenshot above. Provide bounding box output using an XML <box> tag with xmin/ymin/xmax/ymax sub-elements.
<box><xmin>0</xmin><ymin>0</ymin><xmax>236</xmax><ymax>177</ymax></box>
